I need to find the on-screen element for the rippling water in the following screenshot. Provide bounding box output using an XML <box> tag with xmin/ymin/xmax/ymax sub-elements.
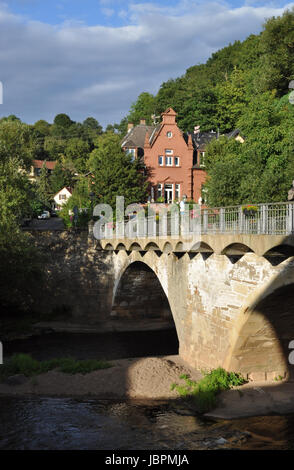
<box><xmin>0</xmin><ymin>396</ymin><xmax>293</xmax><ymax>450</ymax></box>
<box><xmin>1</xmin><ymin>331</ymin><xmax>294</xmax><ymax>450</ymax></box>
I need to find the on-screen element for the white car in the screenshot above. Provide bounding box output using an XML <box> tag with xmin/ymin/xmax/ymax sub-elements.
<box><xmin>38</xmin><ymin>211</ymin><xmax>51</xmax><ymax>219</ymax></box>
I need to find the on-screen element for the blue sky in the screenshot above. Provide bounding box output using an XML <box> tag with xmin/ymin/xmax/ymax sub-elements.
<box><xmin>0</xmin><ymin>0</ymin><xmax>293</xmax><ymax>126</ymax></box>
<box><xmin>5</xmin><ymin>0</ymin><xmax>293</xmax><ymax>26</ymax></box>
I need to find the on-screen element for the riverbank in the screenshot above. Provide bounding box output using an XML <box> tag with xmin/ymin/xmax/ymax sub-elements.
<box><xmin>1</xmin><ymin>354</ymin><xmax>294</xmax><ymax>421</ymax></box>
<box><xmin>0</xmin><ymin>355</ymin><xmax>201</xmax><ymax>400</ymax></box>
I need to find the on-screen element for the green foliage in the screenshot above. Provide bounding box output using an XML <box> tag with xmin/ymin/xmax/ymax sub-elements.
<box><xmin>36</xmin><ymin>161</ymin><xmax>52</xmax><ymax>207</ymax></box>
<box><xmin>0</xmin><ymin>120</ymin><xmax>34</xmax><ymax>169</ymax></box>
<box><xmin>127</xmin><ymin>92</ymin><xmax>156</xmax><ymax>125</ymax></box>
<box><xmin>53</xmin><ymin>113</ymin><xmax>73</xmax><ymax>128</ymax></box>
<box><xmin>87</xmin><ymin>133</ymin><xmax>148</xmax><ymax>208</ymax></box>
<box><xmin>49</xmin><ymin>161</ymin><xmax>76</xmax><ymax>194</ymax></box>
<box><xmin>59</xmin><ymin>178</ymin><xmax>91</xmax><ymax>228</ymax></box>
<box><xmin>0</xmin><ymin>353</ymin><xmax>112</xmax><ymax>378</ymax></box>
<box><xmin>171</xmin><ymin>368</ymin><xmax>246</xmax><ymax>413</ymax></box>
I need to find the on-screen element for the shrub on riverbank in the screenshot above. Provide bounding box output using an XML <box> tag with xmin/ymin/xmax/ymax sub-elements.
<box><xmin>0</xmin><ymin>353</ymin><xmax>112</xmax><ymax>378</ymax></box>
<box><xmin>171</xmin><ymin>367</ymin><xmax>246</xmax><ymax>413</ymax></box>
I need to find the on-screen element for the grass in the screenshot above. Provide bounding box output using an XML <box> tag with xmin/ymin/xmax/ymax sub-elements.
<box><xmin>171</xmin><ymin>367</ymin><xmax>246</xmax><ymax>413</ymax></box>
<box><xmin>0</xmin><ymin>353</ymin><xmax>112</xmax><ymax>379</ymax></box>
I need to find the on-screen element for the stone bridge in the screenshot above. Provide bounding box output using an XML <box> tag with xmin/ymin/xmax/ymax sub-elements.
<box><xmin>95</xmin><ymin>231</ymin><xmax>294</xmax><ymax>381</ymax></box>
<box><xmin>31</xmin><ymin>201</ymin><xmax>294</xmax><ymax>381</ymax></box>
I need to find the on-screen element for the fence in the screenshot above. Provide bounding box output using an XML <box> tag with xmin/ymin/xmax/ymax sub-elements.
<box><xmin>96</xmin><ymin>202</ymin><xmax>294</xmax><ymax>240</ymax></box>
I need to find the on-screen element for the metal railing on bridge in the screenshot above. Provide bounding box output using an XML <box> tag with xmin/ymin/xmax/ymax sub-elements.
<box><xmin>96</xmin><ymin>201</ymin><xmax>294</xmax><ymax>240</ymax></box>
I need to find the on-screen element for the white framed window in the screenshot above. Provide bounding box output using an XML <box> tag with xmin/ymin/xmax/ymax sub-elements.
<box><xmin>175</xmin><ymin>183</ymin><xmax>180</xmax><ymax>200</ymax></box>
<box><xmin>166</xmin><ymin>131</ymin><xmax>172</xmax><ymax>138</ymax></box>
<box><xmin>158</xmin><ymin>155</ymin><xmax>163</xmax><ymax>166</ymax></box>
<box><xmin>200</xmin><ymin>151</ymin><xmax>205</xmax><ymax>167</ymax></box>
<box><xmin>164</xmin><ymin>183</ymin><xmax>173</xmax><ymax>203</ymax></box>
<box><xmin>126</xmin><ymin>148</ymin><xmax>136</xmax><ymax>161</ymax></box>
<box><xmin>165</xmin><ymin>149</ymin><xmax>173</xmax><ymax>155</ymax></box>
<box><xmin>157</xmin><ymin>183</ymin><xmax>163</xmax><ymax>199</ymax></box>
<box><xmin>174</xmin><ymin>156</ymin><xmax>180</xmax><ymax>166</ymax></box>
<box><xmin>165</xmin><ymin>156</ymin><xmax>173</xmax><ymax>166</ymax></box>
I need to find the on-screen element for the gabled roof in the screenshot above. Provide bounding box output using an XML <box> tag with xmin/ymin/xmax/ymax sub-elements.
<box><xmin>54</xmin><ymin>186</ymin><xmax>73</xmax><ymax>197</ymax></box>
<box><xmin>190</xmin><ymin>131</ymin><xmax>218</xmax><ymax>149</ymax></box>
<box><xmin>121</xmin><ymin>124</ymin><xmax>156</xmax><ymax>149</ymax></box>
<box><xmin>33</xmin><ymin>159</ymin><xmax>57</xmax><ymax>170</ymax></box>
<box><xmin>225</xmin><ymin>128</ymin><xmax>244</xmax><ymax>139</ymax></box>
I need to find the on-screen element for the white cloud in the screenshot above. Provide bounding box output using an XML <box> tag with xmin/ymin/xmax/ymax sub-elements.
<box><xmin>0</xmin><ymin>1</ymin><xmax>293</xmax><ymax>127</ymax></box>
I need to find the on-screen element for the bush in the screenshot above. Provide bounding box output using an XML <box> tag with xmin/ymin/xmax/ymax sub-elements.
<box><xmin>171</xmin><ymin>367</ymin><xmax>246</xmax><ymax>413</ymax></box>
<box><xmin>0</xmin><ymin>353</ymin><xmax>112</xmax><ymax>378</ymax></box>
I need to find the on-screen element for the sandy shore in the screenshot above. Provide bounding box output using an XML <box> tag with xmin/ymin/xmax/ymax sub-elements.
<box><xmin>1</xmin><ymin>354</ymin><xmax>294</xmax><ymax>419</ymax></box>
<box><xmin>0</xmin><ymin>355</ymin><xmax>201</xmax><ymax>400</ymax></box>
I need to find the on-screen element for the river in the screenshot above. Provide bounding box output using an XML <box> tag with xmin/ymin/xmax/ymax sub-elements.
<box><xmin>1</xmin><ymin>330</ymin><xmax>294</xmax><ymax>450</ymax></box>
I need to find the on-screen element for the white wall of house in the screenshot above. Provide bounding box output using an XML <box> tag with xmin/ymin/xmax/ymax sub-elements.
<box><xmin>53</xmin><ymin>187</ymin><xmax>72</xmax><ymax>209</ymax></box>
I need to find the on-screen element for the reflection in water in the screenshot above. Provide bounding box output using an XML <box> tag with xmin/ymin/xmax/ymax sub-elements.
<box><xmin>1</xmin><ymin>331</ymin><xmax>294</xmax><ymax>450</ymax></box>
<box><xmin>0</xmin><ymin>396</ymin><xmax>294</xmax><ymax>450</ymax></box>
<box><xmin>3</xmin><ymin>330</ymin><xmax>179</xmax><ymax>361</ymax></box>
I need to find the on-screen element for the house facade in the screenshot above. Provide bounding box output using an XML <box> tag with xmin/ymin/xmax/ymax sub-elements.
<box><xmin>53</xmin><ymin>187</ymin><xmax>72</xmax><ymax>210</ymax></box>
<box><xmin>143</xmin><ymin>108</ymin><xmax>195</xmax><ymax>203</ymax></box>
<box><xmin>122</xmin><ymin>108</ymin><xmax>243</xmax><ymax>204</ymax></box>
<box><xmin>28</xmin><ymin>159</ymin><xmax>57</xmax><ymax>182</ymax></box>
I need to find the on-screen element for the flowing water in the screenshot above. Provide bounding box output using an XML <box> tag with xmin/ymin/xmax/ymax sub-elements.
<box><xmin>1</xmin><ymin>330</ymin><xmax>294</xmax><ymax>450</ymax></box>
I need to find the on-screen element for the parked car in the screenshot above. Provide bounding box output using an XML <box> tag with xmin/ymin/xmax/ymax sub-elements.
<box><xmin>38</xmin><ymin>211</ymin><xmax>51</xmax><ymax>220</ymax></box>
<box><xmin>50</xmin><ymin>210</ymin><xmax>58</xmax><ymax>217</ymax></box>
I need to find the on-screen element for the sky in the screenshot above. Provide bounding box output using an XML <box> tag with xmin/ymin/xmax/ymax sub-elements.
<box><xmin>0</xmin><ymin>0</ymin><xmax>293</xmax><ymax>127</ymax></box>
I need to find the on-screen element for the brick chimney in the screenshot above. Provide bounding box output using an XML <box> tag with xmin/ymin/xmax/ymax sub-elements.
<box><xmin>128</xmin><ymin>123</ymin><xmax>134</xmax><ymax>131</ymax></box>
<box><xmin>140</xmin><ymin>119</ymin><xmax>146</xmax><ymax>125</ymax></box>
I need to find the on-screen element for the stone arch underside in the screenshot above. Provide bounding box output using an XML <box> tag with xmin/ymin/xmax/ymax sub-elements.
<box><xmin>111</xmin><ymin>260</ymin><xmax>175</xmax><ymax>327</ymax></box>
<box><xmin>228</xmin><ymin>283</ymin><xmax>294</xmax><ymax>380</ymax></box>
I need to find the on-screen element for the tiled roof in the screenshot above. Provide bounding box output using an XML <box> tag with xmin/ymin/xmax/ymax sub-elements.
<box><xmin>33</xmin><ymin>159</ymin><xmax>57</xmax><ymax>170</ymax></box>
<box><xmin>121</xmin><ymin>124</ymin><xmax>156</xmax><ymax>149</ymax></box>
<box><xmin>190</xmin><ymin>131</ymin><xmax>218</xmax><ymax>149</ymax></box>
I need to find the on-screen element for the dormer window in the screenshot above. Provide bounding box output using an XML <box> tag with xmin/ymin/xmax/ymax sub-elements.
<box><xmin>165</xmin><ymin>149</ymin><xmax>173</xmax><ymax>155</ymax></box>
<box><xmin>166</xmin><ymin>131</ymin><xmax>172</xmax><ymax>138</ymax></box>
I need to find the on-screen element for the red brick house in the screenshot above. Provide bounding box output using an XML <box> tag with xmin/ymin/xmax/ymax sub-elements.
<box><xmin>141</xmin><ymin>108</ymin><xmax>216</xmax><ymax>203</ymax></box>
<box><xmin>122</xmin><ymin>108</ymin><xmax>242</xmax><ymax>204</ymax></box>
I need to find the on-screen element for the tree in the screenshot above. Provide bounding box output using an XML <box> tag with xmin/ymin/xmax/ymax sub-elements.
<box><xmin>63</xmin><ymin>138</ymin><xmax>90</xmax><ymax>173</ymax></box>
<box><xmin>53</xmin><ymin>113</ymin><xmax>73</xmax><ymax>128</ymax></box>
<box><xmin>83</xmin><ymin>117</ymin><xmax>103</xmax><ymax>133</ymax></box>
<box><xmin>127</xmin><ymin>92</ymin><xmax>156</xmax><ymax>125</ymax></box>
<box><xmin>215</xmin><ymin>67</ymin><xmax>250</xmax><ymax>132</ymax></box>
<box><xmin>50</xmin><ymin>162</ymin><xmax>75</xmax><ymax>194</ymax></box>
<box><xmin>260</xmin><ymin>8</ymin><xmax>294</xmax><ymax>96</ymax></box>
<box><xmin>87</xmin><ymin>133</ymin><xmax>148</xmax><ymax>208</ymax></box>
<box><xmin>0</xmin><ymin>120</ymin><xmax>34</xmax><ymax>169</ymax></box>
<box><xmin>36</xmin><ymin>162</ymin><xmax>52</xmax><ymax>208</ymax></box>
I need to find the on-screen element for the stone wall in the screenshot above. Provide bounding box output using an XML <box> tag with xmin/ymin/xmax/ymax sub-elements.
<box><xmin>31</xmin><ymin>230</ymin><xmax>114</xmax><ymax>324</ymax></box>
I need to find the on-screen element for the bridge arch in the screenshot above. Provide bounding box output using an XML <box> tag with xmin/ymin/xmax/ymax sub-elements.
<box><xmin>226</xmin><ymin>262</ymin><xmax>294</xmax><ymax>379</ymax></box>
<box><xmin>110</xmin><ymin>255</ymin><xmax>181</xmax><ymax>347</ymax></box>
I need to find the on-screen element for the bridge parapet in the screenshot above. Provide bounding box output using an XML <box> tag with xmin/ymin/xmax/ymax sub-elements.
<box><xmin>92</xmin><ymin>202</ymin><xmax>294</xmax><ymax>257</ymax></box>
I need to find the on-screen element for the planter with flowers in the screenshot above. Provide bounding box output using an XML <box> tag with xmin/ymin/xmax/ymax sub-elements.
<box><xmin>242</xmin><ymin>204</ymin><xmax>258</xmax><ymax>217</ymax></box>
